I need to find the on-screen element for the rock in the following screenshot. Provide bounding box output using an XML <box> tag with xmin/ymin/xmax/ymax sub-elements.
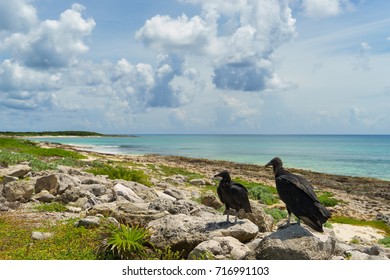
<box><xmin>1</xmin><ymin>164</ymin><xmax>31</xmax><ymax>178</ymax></box>
<box><xmin>31</xmin><ymin>231</ymin><xmax>53</xmax><ymax>240</ymax></box>
<box><xmin>208</xmin><ymin>219</ymin><xmax>259</xmax><ymax>243</ymax></box>
<box><xmin>2</xmin><ymin>175</ymin><xmax>18</xmax><ymax>184</ymax></box>
<box><xmin>58</xmin><ymin>166</ymin><xmax>83</xmax><ymax>176</ymax></box>
<box><xmin>116</xmin><ymin>180</ymin><xmax>158</xmax><ymax>202</ymax></box>
<box><xmin>32</xmin><ymin>190</ymin><xmax>56</xmax><ymax>203</ymax></box>
<box><xmin>255</xmin><ymin>224</ymin><xmax>336</xmax><ymax>260</ymax></box>
<box><xmin>201</xmin><ymin>191</ymin><xmax>223</xmax><ymax>209</ymax></box>
<box><xmin>57</xmin><ymin>174</ymin><xmax>81</xmax><ymax>195</ymax></box>
<box><xmin>165</xmin><ymin>175</ymin><xmax>186</xmax><ymax>185</ymax></box>
<box><xmin>148</xmin><ymin>198</ymin><xmax>174</xmax><ymax>212</ymax></box>
<box><xmin>59</xmin><ymin>186</ymin><xmax>85</xmax><ymax>204</ymax></box>
<box><xmin>66</xmin><ymin>206</ymin><xmax>82</xmax><ymax>213</ymax></box>
<box><xmin>112</xmin><ymin>201</ymin><xmax>169</xmax><ymax>225</ymax></box>
<box><xmin>189</xmin><ymin>179</ymin><xmax>206</xmax><ymax>186</ymax></box>
<box><xmin>156</xmin><ymin>191</ymin><xmax>177</xmax><ymax>201</ymax></box>
<box><xmin>3</xmin><ymin>180</ymin><xmax>34</xmax><ymax>202</ymax></box>
<box><xmin>89</xmin><ymin>202</ymin><xmax>118</xmax><ymax>216</ymax></box>
<box><xmin>113</xmin><ymin>183</ymin><xmax>144</xmax><ymax>203</ymax></box>
<box><xmin>148</xmin><ymin>198</ymin><xmax>218</xmax><ymax>216</ymax></box>
<box><xmin>35</xmin><ymin>174</ymin><xmax>59</xmax><ymax>195</ymax></box>
<box><xmin>189</xmin><ymin>236</ymin><xmax>250</xmax><ymax>260</ymax></box>
<box><xmin>163</xmin><ymin>188</ymin><xmax>187</xmax><ymax>200</ymax></box>
<box><xmin>85</xmin><ymin>184</ymin><xmax>107</xmax><ymax>197</ymax></box>
<box><xmin>76</xmin><ymin>216</ymin><xmax>100</xmax><ymax>228</ymax></box>
<box><xmin>244</xmin><ymin>202</ymin><xmax>274</xmax><ymax>232</ymax></box>
<box><xmin>148</xmin><ymin>213</ymin><xmax>258</xmax><ymax>257</ymax></box>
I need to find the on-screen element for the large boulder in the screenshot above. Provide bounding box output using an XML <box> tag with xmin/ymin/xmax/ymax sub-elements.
<box><xmin>37</xmin><ymin>173</ymin><xmax>81</xmax><ymax>197</ymax></box>
<box><xmin>201</xmin><ymin>191</ymin><xmax>223</xmax><ymax>210</ymax></box>
<box><xmin>188</xmin><ymin>236</ymin><xmax>250</xmax><ymax>260</ymax></box>
<box><xmin>113</xmin><ymin>183</ymin><xmax>144</xmax><ymax>203</ymax></box>
<box><xmin>3</xmin><ymin>180</ymin><xmax>34</xmax><ymax>202</ymax></box>
<box><xmin>244</xmin><ymin>202</ymin><xmax>274</xmax><ymax>232</ymax></box>
<box><xmin>148</xmin><ymin>198</ymin><xmax>218</xmax><ymax>216</ymax></box>
<box><xmin>0</xmin><ymin>164</ymin><xmax>31</xmax><ymax>178</ymax></box>
<box><xmin>115</xmin><ymin>180</ymin><xmax>158</xmax><ymax>202</ymax></box>
<box><xmin>255</xmin><ymin>224</ymin><xmax>336</xmax><ymax>260</ymax></box>
<box><xmin>148</xmin><ymin>213</ymin><xmax>258</xmax><ymax>257</ymax></box>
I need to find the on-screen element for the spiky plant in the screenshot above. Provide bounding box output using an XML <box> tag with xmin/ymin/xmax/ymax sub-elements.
<box><xmin>97</xmin><ymin>224</ymin><xmax>153</xmax><ymax>260</ymax></box>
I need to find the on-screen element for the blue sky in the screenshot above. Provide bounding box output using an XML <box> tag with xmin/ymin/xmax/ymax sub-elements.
<box><xmin>0</xmin><ymin>0</ymin><xmax>389</xmax><ymax>134</ymax></box>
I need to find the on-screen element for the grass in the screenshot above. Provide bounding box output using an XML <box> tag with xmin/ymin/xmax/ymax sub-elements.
<box><xmin>86</xmin><ymin>164</ymin><xmax>152</xmax><ymax>186</ymax></box>
<box><xmin>378</xmin><ymin>237</ymin><xmax>390</xmax><ymax>247</ymax></box>
<box><xmin>264</xmin><ymin>207</ymin><xmax>288</xmax><ymax>223</ymax></box>
<box><xmin>0</xmin><ymin>137</ymin><xmax>86</xmax><ymax>171</ymax></box>
<box><xmin>330</xmin><ymin>216</ymin><xmax>390</xmax><ymax>236</ymax></box>
<box><xmin>234</xmin><ymin>178</ymin><xmax>279</xmax><ymax>205</ymax></box>
<box><xmin>0</xmin><ymin>138</ymin><xmax>84</xmax><ymax>159</ymax></box>
<box><xmin>317</xmin><ymin>191</ymin><xmax>343</xmax><ymax>207</ymax></box>
<box><xmin>0</xmin><ymin>215</ymin><xmax>104</xmax><ymax>260</ymax></box>
<box><xmin>34</xmin><ymin>202</ymin><xmax>68</xmax><ymax>213</ymax></box>
<box><xmin>157</xmin><ymin>165</ymin><xmax>204</xmax><ymax>180</ymax></box>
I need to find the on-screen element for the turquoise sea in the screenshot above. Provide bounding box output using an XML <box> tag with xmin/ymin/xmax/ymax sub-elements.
<box><xmin>30</xmin><ymin>135</ymin><xmax>390</xmax><ymax>181</ymax></box>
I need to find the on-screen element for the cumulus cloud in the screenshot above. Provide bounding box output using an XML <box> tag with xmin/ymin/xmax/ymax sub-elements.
<box><xmin>0</xmin><ymin>0</ymin><xmax>38</xmax><ymax>32</ymax></box>
<box><xmin>137</xmin><ymin>0</ymin><xmax>296</xmax><ymax>92</ymax></box>
<box><xmin>0</xmin><ymin>59</ymin><xmax>60</xmax><ymax>110</ymax></box>
<box><xmin>136</xmin><ymin>14</ymin><xmax>210</xmax><ymax>54</ymax></box>
<box><xmin>301</xmin><ymin>0</ymin><xmax>355</xmax><ymax>18</ymax></box>
<box><xmin>2</xmin><ymin>4</ymin><xmax>95</xmax><ymax>68</ymax></box>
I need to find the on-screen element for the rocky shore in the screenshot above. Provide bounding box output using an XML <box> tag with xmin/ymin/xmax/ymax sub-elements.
<box><xmin>1</xmin><ymin>141</ymin><xmax>389</xmax><ymax>260</ymax></box>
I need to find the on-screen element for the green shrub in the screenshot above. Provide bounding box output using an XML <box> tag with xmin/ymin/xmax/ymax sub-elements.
<box><xmin>317</xmin><ymin>191</ymin><xmax>342</xmax><ymax>207</ymax></box>
<box><xmin>97</xmin><ymin>224</ymin><xmax>153</xmax><ymax>260</ymax></box>
<box><xmin>0</xmin><ymin>137</ymin><xmax>85</xmax><ymax>159</ymax></box>
<box><xmin>158</xmin><ymin>165</ymin><xmax>203</xmax><ymax>180</ymax></box>
<box><xmin>233</xmin><ymin>178</ymin><xmax>279</xmax><ymax>205</ymax></box>
<box><xmin>379</xmin><ymin>237</ymin><xmax>390</xmax><ymax>247</ymax></box>
<box><xmin>86</xmin><ymin>164</ymin><xmax>152</xmax><ymax>186</ymax></box>
<box><xmin>264</xmin><ymin>207</ymin><xmax>287</xmax><ymax>223</ymax></box>
<box><xmin>34</xmin><ymin>202</ymin><xmax>68</xmax><ymax>212</ymax></box>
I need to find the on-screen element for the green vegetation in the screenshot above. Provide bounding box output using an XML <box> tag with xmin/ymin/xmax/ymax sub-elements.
<box><xmin>158</xmin><ymin>165</ymin><xmax>204</xmax><ymax>180</ymax></box>
<box><xmin>317</xmin><ymin>191</ymin><xmax>343</xmax><ymax>207</ymax></box>
<box><xmin>234</xmin><ymin>178</ymin><xmax>279</xmax><ymax>205</ymax></box>
<box><xmin>264</xmin><ymin>207</ymin><xmax>288</xmax><ymax>223</ymax></box>
<box><xmin>330</xmin><ymin>216</ymin><xmax>390</xmax><ymax>236</ymax></box>
<box><xmin>34</xmin><ymin>202</ymin><xmax>68</xmax><ymax>213</ymax></box>
<box><xmin>350</xmin><ymin>237</ymin><xmax>360</xmax><ymax>244</ymax></box>
<box><xmin>0</xmin><ymin>216</ymin><xmax>104</xmax><ymax>260</ymax></box>
<box><xmin>0</xmin><ymin>137</ymin><xmax>86</xmax><ymax>172</ymax></box>
<box><xmin>378</xmin><ymin>237</ymin><xmax>390</xmax><ymax>247</ymax></box>
<box><xmin>97</xmin><ymin>224</ymin><xmax>184</xmax><ymax>260</ymax></box>
<box><xmin>97</xmin><ymin>224</ymin><xmax>153</xmax><ymax>260</ymax></box>
<box><xmin>86</xmin><ymin>164</ymin><xmax>152</xmax><ymax>186</ymax></box>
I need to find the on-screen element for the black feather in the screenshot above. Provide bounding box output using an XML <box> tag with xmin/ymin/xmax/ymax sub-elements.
<box><xmin>215</xmin><ymin>171</ymin><xmax>252</xmax><ymax>214</ymax></box>
<box><xmin>266</xmin><ymin>157</ymin><xmax>331</xmax><ymax>232</ymax></box>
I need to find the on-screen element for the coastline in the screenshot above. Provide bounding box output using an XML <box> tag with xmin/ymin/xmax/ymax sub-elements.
<box><xmin>38</xmin><ymin>140</ymin><xmax>390</xmax><ymax>222</ymax></box>
<box><xmin>1</xmin><ymin>137</ymin><xmax>390</xmax><ymax>259</ymax></box>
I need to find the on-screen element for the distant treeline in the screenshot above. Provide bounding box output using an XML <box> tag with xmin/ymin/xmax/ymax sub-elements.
<box><xmin>0</xmin><ymin>131</ymin><xmax>107</xmax><ymax>137</ymax></box>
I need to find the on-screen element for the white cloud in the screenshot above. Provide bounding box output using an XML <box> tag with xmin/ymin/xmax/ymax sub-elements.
<box><xmin>136</xmin><ymin>14</ymin><xmax>210</xmax><ymax>54</ymax></box>
<box><xmin>137</xmin><ymin>0</ymin><xmax>296</xmax><ymax>92</ymax></box>
<box><xmin>301</xmin><ymin>0</ymin><xmax>355</xmax><ymax>18</ymax></box>
<box><xmin>0</xmin><ymin>0</ymin><xmax>38</xmax><ymax>32</ymax></box>
<box><xmin>2</xmin><ymin>4</ymin><xmax>95</xmax><ymax>68</ymax></box>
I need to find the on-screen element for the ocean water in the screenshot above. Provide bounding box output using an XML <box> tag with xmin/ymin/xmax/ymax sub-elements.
<box><xmin>30</xmin><ymin>135</ymin><xmax>390</xmax><ymax>181</ymax></box>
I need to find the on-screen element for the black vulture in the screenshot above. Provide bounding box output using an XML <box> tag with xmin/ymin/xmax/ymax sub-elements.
<box><xmin>265</xmin><ymin>157</ymin><xmax>331</xmax><ymax>232</ymax></box>
<box><xmin>214</xmin><ymin>170</ymin><xmax>252</xmax><ymax>223</ymax></box>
